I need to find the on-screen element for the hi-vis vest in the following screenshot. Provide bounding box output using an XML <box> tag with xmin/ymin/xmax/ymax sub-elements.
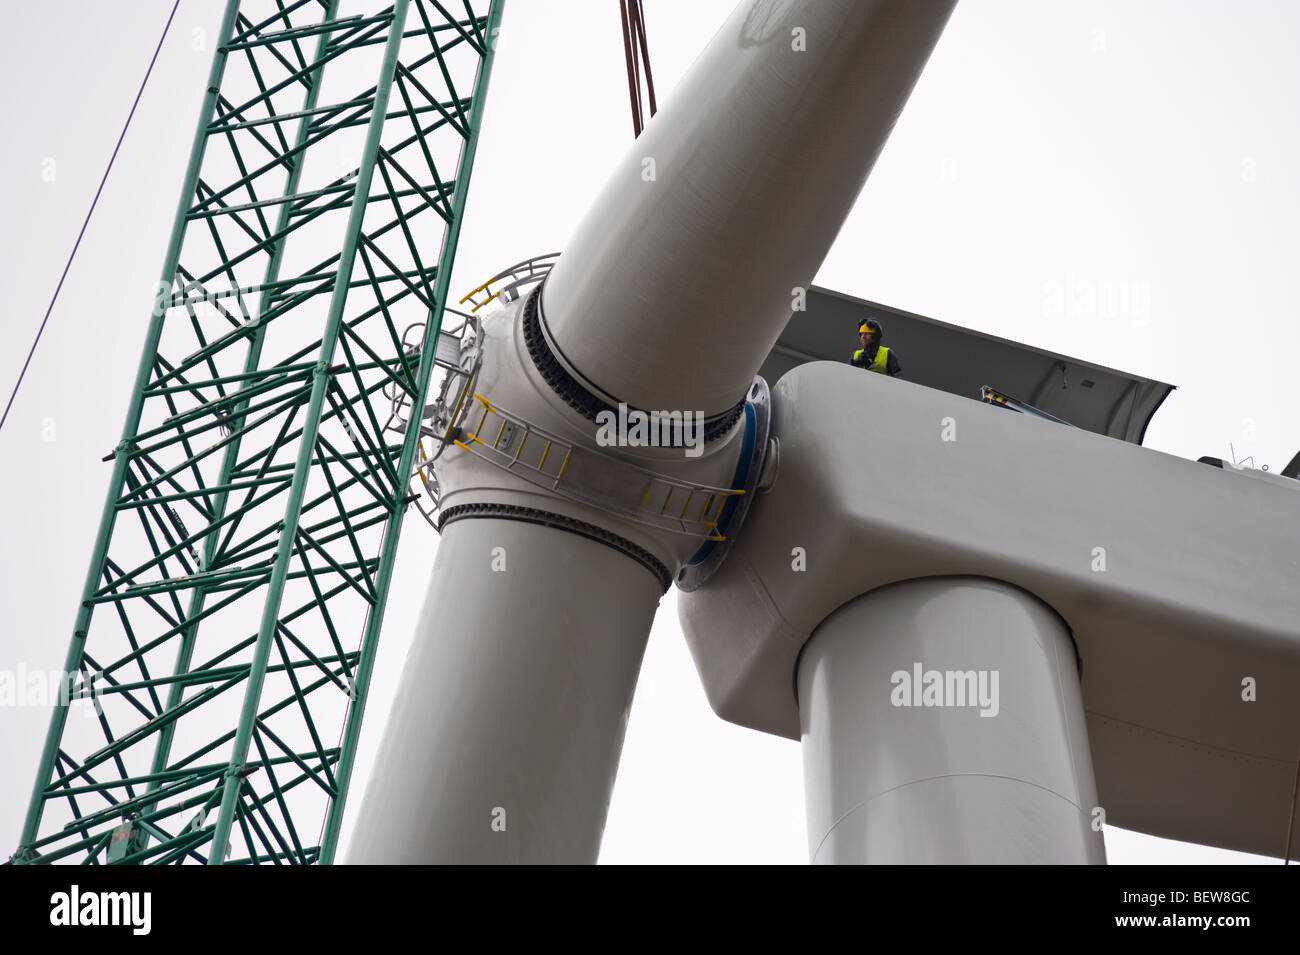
<box><xmin>853</xmin><ymin>345</ymin><xmax>890</xmax><ymax>374</ymax></box>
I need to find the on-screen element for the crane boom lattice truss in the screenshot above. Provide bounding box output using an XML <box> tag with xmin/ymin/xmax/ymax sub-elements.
<box><xmin>13</xmin><ymin>0</ymin><xmax>501</xmax><ymax>865</ymax></box>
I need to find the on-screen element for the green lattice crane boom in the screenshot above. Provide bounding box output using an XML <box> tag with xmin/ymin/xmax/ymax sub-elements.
<box><xmin>11</xmin><ymin>0</ymin><xmax>501</xmax><ymax>865</ymax></box>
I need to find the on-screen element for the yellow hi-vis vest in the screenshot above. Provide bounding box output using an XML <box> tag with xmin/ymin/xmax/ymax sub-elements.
<box><xmin>853</xmin><ymin>345</ymin><xmax>890</xmax><ymax>374</ymax></box>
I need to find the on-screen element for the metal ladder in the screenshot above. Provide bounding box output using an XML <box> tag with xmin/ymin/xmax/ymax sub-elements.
<box><xmin>455</xmin><ymin>392</ymin><xmax>742</xmax><ymax>540</ymax></box>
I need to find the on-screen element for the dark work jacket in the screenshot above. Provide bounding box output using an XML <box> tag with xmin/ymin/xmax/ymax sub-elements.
<box><xmin>850</xmin><ymin>342</ymin><xmax>902</xmax><ymax>377</ymax></box>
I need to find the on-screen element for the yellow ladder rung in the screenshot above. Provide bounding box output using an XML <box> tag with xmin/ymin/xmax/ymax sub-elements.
<box><xmin>679</xmin><ymin>489</ymin><xmax>694</xmax><ymax>517</ymax></box>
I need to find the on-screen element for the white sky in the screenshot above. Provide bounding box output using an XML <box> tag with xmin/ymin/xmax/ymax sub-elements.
<box><xmin>1</xmin><ymin>0</ymin><xmax>1295</xmax><ymax>864</ymax></box>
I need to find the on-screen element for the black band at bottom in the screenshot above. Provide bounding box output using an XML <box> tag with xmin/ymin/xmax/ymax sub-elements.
<box><xmin>437</xmin><ymin>502</ymin><xmax>673</xmax><ymax>593</ymax></box>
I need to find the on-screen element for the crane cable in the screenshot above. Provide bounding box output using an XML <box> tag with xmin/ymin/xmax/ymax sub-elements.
<box><xmin>618</xmin><ymin>0</ymin><xmax>657</xmax><ymax>138</ymax></box>
<box><xmin>0</xmin><ymin>0</ymin><xmax>183</xmax><ymax>436</ymax></box>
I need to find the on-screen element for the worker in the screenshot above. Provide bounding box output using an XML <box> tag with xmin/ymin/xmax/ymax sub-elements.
<box><xmin>851</xmin><ymin>317</ymin><xmax>901</xmax><ymax>377</ymax></box>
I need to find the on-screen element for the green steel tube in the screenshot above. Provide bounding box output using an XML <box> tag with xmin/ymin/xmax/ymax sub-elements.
<box><xmin>145</xmin><ymin>0</ymin><xmax>344</xmax><ymax>805</ymax></box>
<box><xmin>207</xmin><ymin>0</ymin><xmax>414</xmax><ymax>864</ymax></box>
<box><xmin>317</xmin><ymin>0</ymin><xmax>505</xmax><ymax>865</ymax></box>
<box><xmin>16</xmin><ymin>0</ymin><xmax>245</xmax><ymax>854</ymax></box>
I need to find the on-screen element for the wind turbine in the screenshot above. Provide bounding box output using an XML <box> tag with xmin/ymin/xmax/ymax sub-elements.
<box><xmin>349</xmin><ymin>0</ymin><xmax>1300</xmax><ymax>865</ymax></box>
<box><xmin>12</xmin><ymin>0</ymin><xmax>1294</xmax><ymax>868</ymax></box>
<box><xmin>347</xmin><ymin>0</ymin><xmax>967</xmax><ymax>863</ymax></box>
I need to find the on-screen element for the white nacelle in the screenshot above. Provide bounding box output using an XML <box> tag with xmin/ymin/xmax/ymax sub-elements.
<box><xmin>680</xmin><ymin>361</ymin><xmax>1300</xmax><ymax>860</ymax></box>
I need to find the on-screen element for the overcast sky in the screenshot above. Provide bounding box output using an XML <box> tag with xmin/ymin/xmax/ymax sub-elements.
<box><xmin>1</xmin><ymin>0</ymin><xmax>1295</xmax><ymax>864</ymax></box>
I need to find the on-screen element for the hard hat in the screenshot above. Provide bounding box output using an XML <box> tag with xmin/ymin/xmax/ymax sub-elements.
<box><xmin>858</xmin><ymin>318</ymin><xmax>883</xmax><ymax>336</ymax></box>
